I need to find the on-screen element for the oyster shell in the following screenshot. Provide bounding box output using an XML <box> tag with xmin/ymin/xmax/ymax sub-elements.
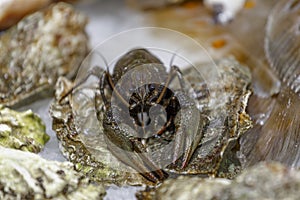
<box><xmin>137</xmin><ymin>162</ymin><xmax>300</xmax><ymax>200</ymax></box>
<box><xmin>167</xmin><ymin>58</ymin><xmax>252</xmax><ymax>179</ymax></box>
<box><xmin>0</xmin><ymin>2</ymin><xmax>89</xmax><ymax>107</ymax></box>
<box><xmin>0</xmin><ymin>147</ymin><xmax>106</xmax><ymax>200</ymax></box>
<box><xmin>0</xmin><ymin>105</ymin><xmax>49</xmax><ymax>153</ymax></box>
<box><xmin>50</xmin><ymin>56</ymin><xmax>251</xmax><ymax>185</ymax></box>
<box><xmin>50</xmin><ymin>77</ymin><xmax>152</xmax><ymax>186</ymax></box>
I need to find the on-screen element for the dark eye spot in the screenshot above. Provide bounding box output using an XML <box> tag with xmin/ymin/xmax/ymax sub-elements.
<box><xmin>149</xmin><ymin>84</ymin><xmax>156</xmax><ymax>91</ymax></box>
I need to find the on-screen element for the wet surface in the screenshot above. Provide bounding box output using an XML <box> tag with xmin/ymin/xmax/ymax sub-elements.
<box><xmin>10</xmin><ymin>0</ymin><xmax>300</xmax><ymax>199</ymax></box>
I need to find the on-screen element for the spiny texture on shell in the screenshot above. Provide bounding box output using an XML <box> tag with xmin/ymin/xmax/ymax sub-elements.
<box><xmin>0</xmin><ymin>2</ymin><xmax>89</xmax><ymax>107</ymax></box>
<box><xmin>265</xmin><ymin>0</ymin><xmax>300</xmax><ymax>94</ymax></box>
<box><xmin>0</xmin><ymin>147</ymin><xmax>106</xmax><ymax>200</ymax></box>
<box><xmin>167</xmin><ymin>58</ymin><xmax>252</xmax><ymax>179</ymax></box>
<box><xmin>137</xmin><ymin>162</ymin><xmax>300</xmax><ymax>200</ymax></box>
<box><xmin>50</xmin><ymin>77</ymin><xmax>151</xmax><ymax>186</ymax></box>
<box><xmin>0</xmin><ymin>105</ymin><xmax>49</xmax><ymax>153</ymax></box>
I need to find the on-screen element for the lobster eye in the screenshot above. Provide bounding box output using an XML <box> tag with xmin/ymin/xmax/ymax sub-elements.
<box><xmin>149</xmin><ymin>84</ymin><xmax>156</xmax><ymax>91</ymax></box>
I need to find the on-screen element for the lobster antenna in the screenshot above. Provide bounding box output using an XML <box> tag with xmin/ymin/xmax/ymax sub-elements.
<box><xmin>94</xmin><ymin>51</ymin><xmax>110</xmax><ymax>72</ymax></box>
<box><xmin>169</xmin><ymin>48</ymin><xmax>181</xmax><ymax>68</ymax></box>
<box><xmin>95</xmin><ymin>50</ymin><xmax>130</xmax><ymax>107</ymax></box>
<box><xmin>58</xmin><ymin>51</ymin><xmax>108</xmax><ymax>103</ymax></box>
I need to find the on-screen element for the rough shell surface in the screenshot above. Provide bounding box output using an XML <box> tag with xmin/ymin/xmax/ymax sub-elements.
<box><xmin>50</xmin><ymin>56</ymin><xmax>252</xmax><ymax>185</ymax></box>
<box><xmin>167</xmin><ymin>57</ymin><xmax>252</xmax><ymax>179</ymax></box>
<box><xmin>0</xmin><ymin>147</ymin><xmax>106</xmax><ymax>200</ymax></box>
<box><xmin>137</xmin><ymin>162</ymin><xmax>300</xmax><ymax>200</ymax></box>
<box><xmin>0</xmin><ymin>2</ymin><xmax>89</xmax><ymax>107</ymax></box>
<box><xmin>50</xmin><ymin>77</ymin><xmax>151</xmax><ymax>186</ymax></box>
<box><xmin>0</xmin><ymin>105</ymin><xmax>49</xmax><ymax>153</ymax></box>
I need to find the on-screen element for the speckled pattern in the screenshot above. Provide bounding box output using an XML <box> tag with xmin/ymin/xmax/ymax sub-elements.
<box><xmin>0</xmin><ymin>147</ymin><xmax>106</xmax><ymax>200</ymax></box>
<box><xmin>0</xmin><ymin>105</ymin><xmax>49</xmax><ymax>153</ymax></box>
<box><xmin>137</xmin><ymin>162</ymin><xmax>300</xmax><ymax>200</ymax></box>
<box><xmin>0</xmin><ymin>2</ymin><xmax>89</xmax><ymax>107</ymax></box>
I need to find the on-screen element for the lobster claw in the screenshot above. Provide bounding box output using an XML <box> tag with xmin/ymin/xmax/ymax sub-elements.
<box><xmin>103</xmin><ymin>110</ymin><xmax>168</xmax><ymax>183</ymax></box>
<box><xmin>172</xmin><ymin>91</ymin><xmax>206</xmax><ymax>169</ymax></box>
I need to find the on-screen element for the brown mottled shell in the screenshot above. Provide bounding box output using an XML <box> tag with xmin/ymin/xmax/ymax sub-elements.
<box><xmin>0</xmin><ymin>3</ymin><xmax>89</xmax><ymax>107</ymax></box>
<box><xmin>265</xmin><ymin>0</ymin><xmax>300</xmax><ymax>94</ymax></box>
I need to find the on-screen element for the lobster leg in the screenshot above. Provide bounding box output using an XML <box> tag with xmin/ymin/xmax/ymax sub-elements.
<box><xmin>59</xmin><ymin>66</ymin><xmax>103</xmax><ymax>102</ymax></box>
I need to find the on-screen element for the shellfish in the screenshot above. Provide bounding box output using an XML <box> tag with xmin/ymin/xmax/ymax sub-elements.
<box><xmin>0</xmin><ymin>105</ymin><xmax>49</xmax><ymax>153</ymax></box>
<box><xmin>136</xmin><ymin>162</ymin><xmax>300</xmax><ymax>200</ymax></box>
<box><xmin>0</xmin><ymin>2</ymin><xmax>89</xmax><ymax>107</ymax></box>
<box><xmin>51</xmin><ymin>76</ymin><xmax>154</xmax><ymax>186</ymax></box>
<box><xmin>0</xmin><ymin>147</ymin><xmax>106</xmax><ymax>199</ymax></box>
<box><xmin>50</xmin><ymin>48</ymin><xmax>252</xmax><ymax>185</ymax></box>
